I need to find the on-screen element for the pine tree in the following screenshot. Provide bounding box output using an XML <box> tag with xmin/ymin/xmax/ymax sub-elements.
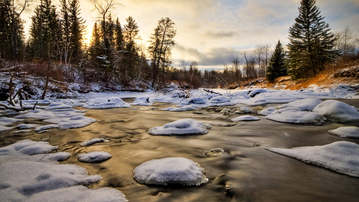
<box><xmin>121</xmin><ymin>16</ymin><xmax>139</xmax><ymax>85</ymax></box>
<box><xmin>148</xmin><ymin>17</ymin><xmax>176</xmax><ymax>88</ymax></box>
<box><xmin>89</xmin><ymin>22</ymin><xmax>102</xmax><ymax>66</ymax></box>
<box><xmin>288</xmin><ymin>0</ymin><xmax>337</xmax><ymax>79</ymax></box>
<box><xmin>114</xmin><ymin>18</ymin><xmax>124</xmax><ymax>52</ymax></box>
<box><xmin>266</xmin><ymin>41</ymin><xmax>287</xmax><ymax>82</ymax></box>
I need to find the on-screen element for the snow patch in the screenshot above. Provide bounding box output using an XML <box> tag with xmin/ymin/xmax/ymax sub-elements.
<box><xmin>266</xmin><ymin>111</ymin><xmax>325</xmax><ymax>124</ymax></box>
<box><xmin>80</xmin><ymin>138</ymin><xmax>108</xmax><ymax>147</ymax></box>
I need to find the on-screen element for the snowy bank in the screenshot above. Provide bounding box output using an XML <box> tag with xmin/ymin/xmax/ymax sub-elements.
<box><xmin>313</xmin><ymin>100</ymin><xmax>359</xmax><ymax>122</ymax></box>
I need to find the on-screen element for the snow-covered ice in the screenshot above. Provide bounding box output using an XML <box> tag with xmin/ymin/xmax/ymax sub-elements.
<box><xmin>131</xmin><ymin>97</ymin><xmax>152</xmax><ymax>106</ymax></box>
<box><xmin>278</xmin><ymin>98</ymin><xmax>322</xmax><ymax>112</ymax></box>
<box><xmin>0</xmin><ymin>140</ymin><xmax>127</xmax><ymax>202</ymax></box>
<box><xmin>149</xmin><ymin>119</ymin><xmax>211</xmax><ymax>135</ymax></box>
<box><xmin>133</xmin><ymin>157</ymin><xmax>208</xmax><ymax>186</ymax></box>
<box><xmin>78</xmin><ymin>151</ymin><xmax>112</xmax><ymax>163</ymax></box>
<box><xmin>258</xmin><ymin>107</ymin><xmax>277</xmax><ymax>116</ymax></box>
<box><xmin>313</xmin><ymin>100</ymin><xmax>359</xmax><ymax>122</ymax></box>
<box><xmin>267</xmin><ymin>141</ymin><xmax>359</xmax><ymax>177</ymax></box>
<box><xmin>266</xmin><ymin>111</ymin><xmax>325</xmax><ymax>124</ymax></box>
<box><xmin>80</xmin><ymin>138</ymin><xmax>108</xmax><ymax>146</ymax></box>
<box><xmin>231</xmin><ymin>115</ymin><xmax>260</xmax><ymax>122</ymax></box>
<box><xmin>328</xmin><ymin>126</ymin><xmax>359</xmax><ymax>138</ymax></box>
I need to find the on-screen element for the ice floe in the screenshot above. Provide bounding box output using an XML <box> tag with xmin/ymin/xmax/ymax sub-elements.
<box><xmin>0</xmin><ymin>139</ymin><xmax>58</xmax><ymax>155</ymax></box>
<box><xmin>328</xmin><ymin>126</ymin><xmax>359</xmax><ymax>138</ymax></box>
<box><xmin>149</xmin><ymin>119</ymin><xmax>211</xmax><ymax>135</ymax></box>
<box><xmin>133</xmin><ymin>157</ymin><xmax>208</xmax><ymax>186</ymax></box>
<box><xmin>313</xmin><ymin>100</ymin><xmax>359</xmax><ymax>122</ymax></box>
<box><xmin>267</xmin><ymin>141</ymin><xmax>359</xmax><ymax>177</ymax></box>
<box><xmin>78</xmin><ymin>151</ymin><xmax>112</xmax><ymax>163</ymax></box>
<box><xmin>231</xmin><ymin>115</ymin><xmax>260</xmax><ymax>122</ymax></box>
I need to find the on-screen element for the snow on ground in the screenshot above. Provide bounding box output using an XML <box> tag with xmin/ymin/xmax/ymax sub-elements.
<box><xmin>131</xmin><ymin>97</ymin><xmax>152</xmax><ymax>106</ymax></box>
<box><xmin>78</xmin><ymin>151</ymin><xmax>112</xmax><ymax>163</ymax></box>
<box><xmin>267</xmin><ymin>111</ymin><xmax>325</xmax><ymax>124</ymax></box>
<box><xmin>80</xmin><ymin>138</ymin><xmax>108</xmax><ymax>147</ymax></box>
<box><xmin>328</xmin><ymin>126</ymin><xmax>359</xmax><ymax>138</ymax></box>
<box><xmin>0</xmin><ymin>140</ymin><xmax>127</xmax><ymax>202</ymax></box>
<box><xmin>267</xmin><ymin>141</ymin><xmax>359</xmax><ymax>177</ymax></box>
<box><xmin>313</xmin><ymin>100</ymin><xmax>359</xmax><ymax>122</ymax></box>
<box><xmin>133</xmin><ymin>157</ymin><xmax>208</xmax><ymax>186</ymax></box>
<box><xmin>149</xmin><ymin>119</ymin><xmax>211</xmax><ymax>136</ymax></box>
<box><xmin>231</xmin><ymin>115</ymin><xmax>260</xmax><ymax>122</ymax></box>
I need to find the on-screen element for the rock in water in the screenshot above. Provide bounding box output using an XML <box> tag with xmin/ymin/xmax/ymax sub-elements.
<box><xmin>134</xmin><ymin>157</ymin><xmax>208</xmax><ymax>186</ymax></box>
<box><xmin>313</xmin><ymin>100</ymin><xmax>359</xmax><ymax>122</ymax></box>
<box><xmin>267</xmin><ymin>141</ymin><xmax>359</xmax><ymax>177</ymax></box>
<box><xmin>328</xmin><ymin>126</ymin><xmax>359</xmax><ymax>138</ymax></box>
<box><xmin>78</xmin><ymin>152</ymin><xmax>112</xmax><ymax>163</ymax></box>
<box><xmin>149</xmin><ymin>119</ymin><xmax>211</xmax><ymax>135</ymax></box>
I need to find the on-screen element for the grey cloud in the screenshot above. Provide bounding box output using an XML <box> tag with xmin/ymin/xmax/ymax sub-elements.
<box><xmin>205</xmin><ymin>31</ymin><xmax>236</xmax><ymax>38</ymax></box>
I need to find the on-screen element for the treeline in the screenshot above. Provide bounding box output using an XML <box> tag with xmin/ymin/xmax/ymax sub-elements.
<box><xmin>1</xmin><ymin>0</ymin><xmax>358</xmax><ymax>90</ymax></box>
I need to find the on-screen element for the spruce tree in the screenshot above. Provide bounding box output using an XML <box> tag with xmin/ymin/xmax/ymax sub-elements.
<box><xmin>29</xmin><ymin>0</ymin><xmax>62</xmax><ymax>61</ymax></box>
<box><xmin>0</xmin><ymin>0</ymin><xmax>24</xmax><ymax>61</ymax></box>
<box><xmin>114</xmin><ymin>18</ymin><xmax>124</xmax><ymax>52</ymax></box>
<box><xmin>266</xmin><ymin>41</ymin><xmax>287</xmax><ymax>82</ymax></box>
<box><xmin>68</xmin><ymin>0</ymin><xmax>84</xmax><ymax>63</ymax></box>
<box><xmin>122</xmin><ymin>16</ymin><xmax>139</xmax><ymax>85</ymax></box>
<box><xmin>288</xmin><ymin>0</ymin><xmax>336</xmax><ymax>79</ymax></box>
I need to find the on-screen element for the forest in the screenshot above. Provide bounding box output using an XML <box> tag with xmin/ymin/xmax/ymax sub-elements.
<box><xmin>1</xmin><ymin>0</ymin><xmax>359</xmax><ymax>91</ymax></box>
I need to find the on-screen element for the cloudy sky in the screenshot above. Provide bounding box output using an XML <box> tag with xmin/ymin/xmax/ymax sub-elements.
<box><xmin>22</xmin><ymin>0</ymin><xmax>359</xmax><ymax>68</ymax></box>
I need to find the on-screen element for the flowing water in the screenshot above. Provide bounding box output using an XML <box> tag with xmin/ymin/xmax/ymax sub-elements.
<box><xmin>1</xmin><ymin>100</ymin><xmax>359</xmax><ymax>202</ymax></box>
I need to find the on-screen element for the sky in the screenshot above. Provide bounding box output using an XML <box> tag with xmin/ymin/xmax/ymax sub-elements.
<box><xmin>21</xmin><ymin>0</ymin><xmax>359</xmax><ymax>68</ymax></box>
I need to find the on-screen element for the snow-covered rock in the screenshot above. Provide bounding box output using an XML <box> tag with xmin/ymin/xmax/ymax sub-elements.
<box><xmin>313</xmin><ymin>100</ymin><xmax>359</xmax><ymax>122</ymax></box>
<box><xmin>148</xmin><ymin>119</ymin><xmax>211</xmax><ymax>135</ymax></box>
<box><xmin>16</xmin><ymin>124</ymin><xmax>38</xmax><ymax>130</ymax></box>
<box><xmin>210</xmin><ymin>96</ymin><xmax>231</xmax><ymax>104</ymax></box>
<box><xmin>258</xmin><ymin>107</ymin><xmax>277</xmax><ymax>116</ymax></box>
<box><xmin>17</xmin><ymin>109</ymin><xmax>96</xmax><ymax>132</ymax></box>
<box><xmin>231</xmin><ymin>115</ymin><xmax>260</xmax><ymax>122</ymax></box>
<box><xmin>187</xmin><ymin>97</ymin><xmax>207</xmax><ymax>105</ymax></box>
<box><xmin>133</xmin><ymin>157</ymin><xmax>208</xmax><ymax>186</ymax></box>
<box><xmin>248</xmin><ymin>89</ymin><xmax>267</xmax><ymax>97</ymax></box>
<box><xmin>162</xmin><ymin>105</ymin><xmax>198</xmax><ymax>112</ymax></box>
<box><xmin>0</xmin><ymin>140</ymin><xmax>127</xmax><ymax>202</ymax></box>
<box><xmin>266</xmin><ymin>111</ymin><xmax>325</xmax><ymax>124</ymax></box>
<box><xmin>328</xmin><ymin>126</ymin><xmax>359</xmax><ymax>138</ymax></box>
<box><xmin>78</xmin><ymin>152</ymin><xmax>112</xmax><ymax>163</ymax></box>
<box><xmin>131</xmin><ymin>97</ymin><xmax>152</xmax><ymax>106</ymax></box>
<box><xmin>0</xmin><ymin>139</ymin><xmax>58</xmax><ymax>155</ymax></box>
<box><xmin>84</xmin><ymin>97</ymin><xmax>130</xmax><ymax>109</ymax></box>
<box><xmin>267</xmin><ymin>141</ymin><xmax>359</xmax><ymax>177</ymax></box>
<box><xmin>27</xmin><ymin>186</ymin><xmax>128</xmax><ymax>202</ymax></box>
<box><xmin>80</xmin><ymin>138</ymin><xmax>108</xmax><ymax>147</ymax></box>
<box><xmin>278</xmin><ymin>98</ymin><xmax>322</xmax><ymax>112</ymax></box>
<box><xmin>235</xmin><ymin>106</ymin><xmax>254</xmax><ymax>114</ymax></box>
